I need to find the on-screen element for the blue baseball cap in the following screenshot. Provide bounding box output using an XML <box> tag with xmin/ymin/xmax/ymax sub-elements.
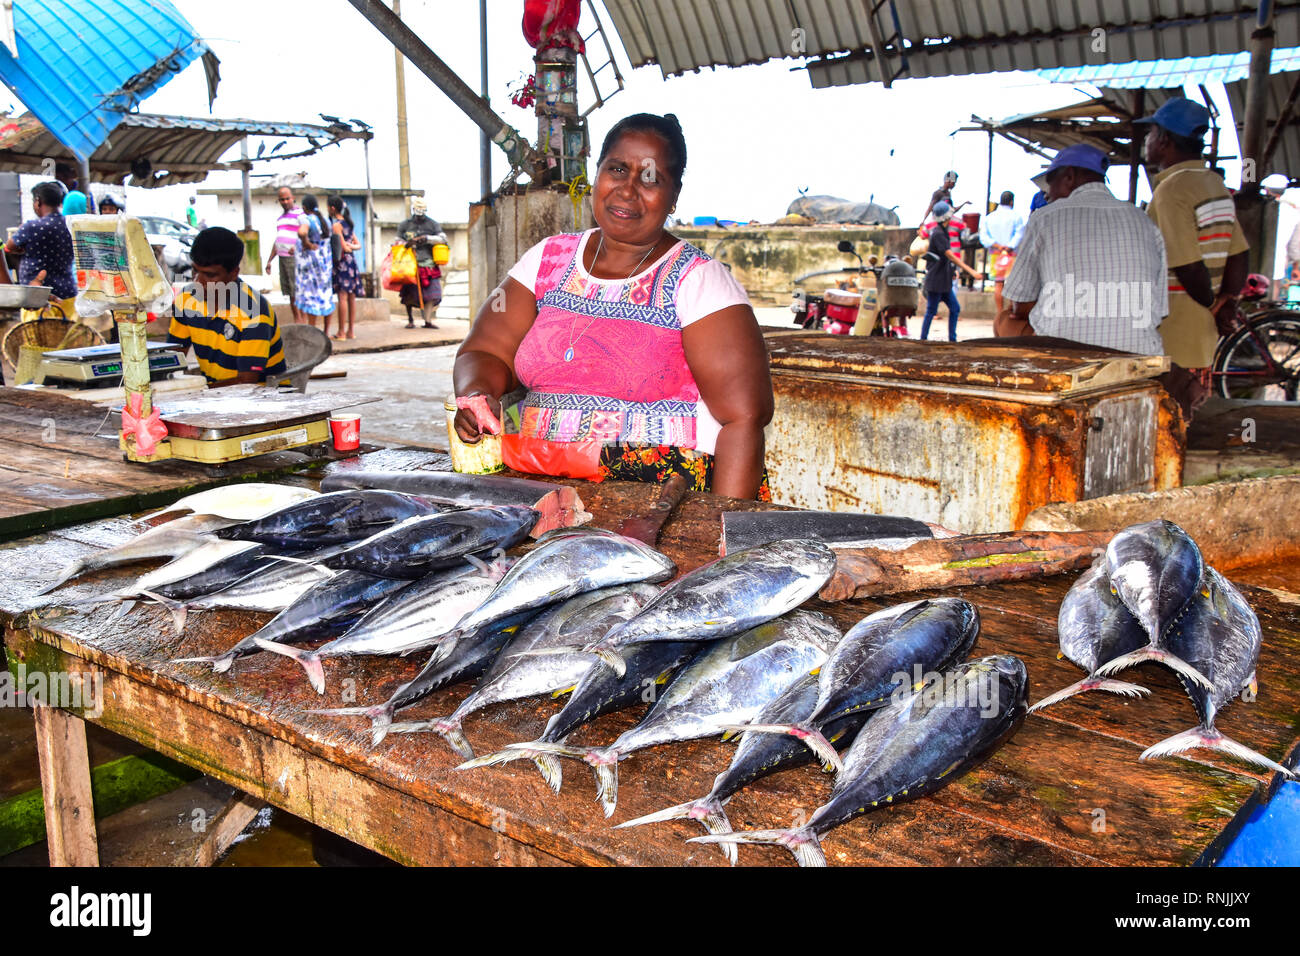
<box><xmin>1032</xmin><ymin>144</ymin><xmax>1109</xmax><ymax>190</ymax></box>
<box><xmin>1133</xmin><ymin>97</ymin><xmax>1211</xmax><ymax>138</ymax></box>
<box><xmin>931</xmin><ymin>200</ymin><xmax>953</xmax><ymax>220</ymax></box>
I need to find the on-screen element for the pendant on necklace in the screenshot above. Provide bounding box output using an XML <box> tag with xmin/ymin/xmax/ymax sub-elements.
<box><xmin>564</xmin><ymin>347</ymin><xmax>575</xmax><ymax>362</ymax></box>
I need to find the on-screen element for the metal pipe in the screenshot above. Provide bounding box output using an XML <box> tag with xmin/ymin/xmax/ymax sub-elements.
<box><xmin>347</xmin><ymin>0</ymin><xmax>535</xmax><ymax>168</ymax></box>
<box><xmin>479</xmin><ymin>0</ymin><xmax>491</xmax><ymax>200</ymax></box>
<box><xmin>1240</xmin><ymin>0</ymin><xmax>1276</xmax><ymax>193</ymax></box>
<box><xmin>239</xmin><ymin>138</ymin><xmax>253</xmax><ymax>231</ymax></box>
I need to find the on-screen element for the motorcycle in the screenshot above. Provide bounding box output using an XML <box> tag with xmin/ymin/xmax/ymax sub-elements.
<box><xmin>791</xmin><ymin>239</ymin><xmax>919</xmax><ymax>336</ymax></box>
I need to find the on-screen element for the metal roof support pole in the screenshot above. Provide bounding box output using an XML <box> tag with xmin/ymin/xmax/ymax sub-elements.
<box><xmin>393</xmin><ymin>0</ymin><xmax>411</xmax><ymax>193</ymax></box>
<box><xmin>479</xmin><ymin>0</ymin><xmax>491</xmax><ymax>201</ymax></box>
<box><xmin>78</xmin><ymin>158</ymin><xmax>91</xmax><ymax>197</ymax></box>
<box><xmin>346</xmin><ymin>0</ymin><xmax>535</xmax><ymax>170</ymax></box>
<box><xmin>1241</xmin><ymin>0</ymin><xmax>1276</xmax><ymax>195</ymax></box>
<box><xmin>1128</xmin><ymin>89</ymin><xmax>1144</xmax><ymax>204</ymax></box>
<box><xmin>239</xmin><ymin>138</ymin><xmax>252</xmax><ymax>231</ymax></box>
<box><xmin>363</xmin><ymin>136</ymin><xmax>376</xmax><ymax>283</ymax></box>
<box><xmin>863</xmin><ymin>0</ymin><xmax>892</xmax><ymax>88</ymax></box>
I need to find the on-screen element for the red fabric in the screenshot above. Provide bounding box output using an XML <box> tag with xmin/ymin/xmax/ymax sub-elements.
<box><xmin>121</xmin><ymin>391</ymin><xmax>169</xmax><ymax>457</ymax></box>
<box><xmin>522</xmin><ymin>0</ymin><xmax>584</xmax><ymax>52</ymax></box>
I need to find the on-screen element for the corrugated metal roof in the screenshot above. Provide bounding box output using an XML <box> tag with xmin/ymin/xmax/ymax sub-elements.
<box><xmin>600</xmin><ymin>1</ymin><xmax>1300</xmax><ymax>88</ymax></box>
<box><xmin>0</xmin><ymin>112</ymin><xmax>371</xmax><ymax>187</ymax></box>
<box><xmin>0</xmin><ymin>0</ymin><xmax>214</xmax><ymax>161</ymax></box>
<box><xmin>1037</xmin><ymin>46</ymin><xmax>1300</xmax><ymax>87</ymax></box>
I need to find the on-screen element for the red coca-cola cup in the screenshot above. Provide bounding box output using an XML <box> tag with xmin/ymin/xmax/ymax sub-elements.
<box><xmin>329</xmin><ymin>412</ymin><xmax>360</xmax><ymax>452</ymax></box>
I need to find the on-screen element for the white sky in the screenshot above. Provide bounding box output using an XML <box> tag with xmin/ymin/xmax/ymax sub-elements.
<box><xmin>5</xmin><ymin>0</ymin><xmax>1288</xmax><ymax>269</ymax></box>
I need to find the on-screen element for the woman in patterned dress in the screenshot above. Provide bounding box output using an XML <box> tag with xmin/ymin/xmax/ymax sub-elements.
<box><xmin>294</xmin><ymin>193</ymin><xmax>335</xmax><ymax>331</ymax></box>
<box><xmin>452</xmin><ymin>113</ymin><xmax>773</xmax><ymax>500</ymax></box>
<box><xmin>329</xmin><ymin>196</ymin><xmax>364</xmax><ymax>340</ymax></box>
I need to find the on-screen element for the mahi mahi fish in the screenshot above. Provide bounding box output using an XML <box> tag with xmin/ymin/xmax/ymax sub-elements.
<box><xmin>692</xmin><ymin>655</ymin><xmax>1028</xmax><ymax>866</ymax></box>
<box><xmin>577</xmin><ymin>539</ymin><xmax>838</xmax><ymax>677</ymax></box>
<box><xmin>1028</xmin><ymin>560</ymin><xmax>1152</xmax><ymax>712</ymax></box>
<box><xmin>1137</xmin><ymin>567</ymin><xmax>1295</xmax><ymax>777</ymax></box>
<box><xmin>727</xmin><ymin>598</ymin><xmax>980</xmax><ymax>772</ymax></box>
<box><xmin>213</xmin><ymin>490</ymin><xmax>444</xmax><ymax>548</ymax></box>
<box><xmin>388</xmin><ymin>583</ymin><xmax>663</xmax><ymax>757</ymax></box>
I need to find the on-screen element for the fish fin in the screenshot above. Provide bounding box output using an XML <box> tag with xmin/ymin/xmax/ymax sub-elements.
<box><xmin>265</xmin><ymin>555</ymin><xmax>335</xmax><ymax>577</ymax></box>
<box><xmin>722</xmin><ymin>723</ymin><xmax>844</xmax><ymax>773</ymax></box>
<box><xmin>462</xmin><ymin>553</ymin><xmax>490</xmax><ymax>575</ymax></box>
<box><xmin>509</xmin><ymin>646</ymin><xmax>576</xmax><ymax>661</ymax></box>
<box><xmin>388</xmin><ymin>717</ymin><xmax>474</xmax><ymax>759</ymax></box>
<box><xmin>138</xmin><ymin>590</ymin><xmax>187</xmax><ymax>635</ymax></box>
<box><xmin>587</xmin><ymin>645</ymin><xmax>627</xmax><ymax>678</ymax></box>
<box><xmin>689</xmin><ymin>828</ymin><xmax>824</xmax><ymax>868</ymax></box>
<box><xmin>456</xmin><ymin>742</ymin><xmax>570</xmax><ymax>792</ymax></box>
<box><xmin>1028</xmin><ymin>676</ymin><xmax>1150</xmax><ymax>713</ymax></box>
<box><xmin>1246</xmin><ymin>671</ymin><xmax>1258</xmax><ymax>698</ymax></box>
<box><xmin>172</xmin><ymin>653</ymin><xmax>233</xmax><ymax>673</ymax></box>
<box><xmin>252</xmin><ymin>638</ymin><xmax>325</xmax><ymax>695</ymax></box>
<box><xmin>1141</xmin><ymin>726</ymin><xmax>1297</xmax><ymax>778</ymax></box>
<box><xmin>551</xmin><ymin>684</ymin><xmax>577</xmax><ymax>699</ymax></box>
<box><xmin>1094</xmin><ymin>647</ymin><xmax>1214</xmax><ymax>691</ymax></box>
<box><xmin>592</xmin><ymin>759</ymin><xmax>619</xmax><ymax>818</ymax></box>
<box><xmin>110</xmin><ymin>600</ymin><xmax>135</xmax><ymax>621</ymax></box>
<box><xmin>535</xmin><ymin>753</ymin><xmax>563</xmax><ymax>793</ymax></box>
<box><xmin>307</xmin><ymin>702</ymin><xmax>393</xmax><ymax>747</ymax></box>
<box><xmin>615</xmin><ymin>796</ymin><xmax>735</xmax><ymax>864</ymax></box>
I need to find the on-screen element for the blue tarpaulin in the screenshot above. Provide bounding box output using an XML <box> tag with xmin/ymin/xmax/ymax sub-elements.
<box><xmin>1036</xmin><ymin>47</ymin><xmax>1300</xmax><ymax>89</ymax></box>
<box><xmin>0</xmin><ymin>0</ymin><xmax>216</xmax><ymax>163</ymax></box>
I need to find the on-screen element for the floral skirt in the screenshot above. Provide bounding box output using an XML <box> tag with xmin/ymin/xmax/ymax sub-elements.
<box><xmin>596</xmin><ymin>443</ymin><xmax>772</xmax><ymax>501</ymax></box>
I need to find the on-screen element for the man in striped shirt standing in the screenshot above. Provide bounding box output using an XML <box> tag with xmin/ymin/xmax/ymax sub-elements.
<box><xmin>265</xmin><ymin>186</ymin><xmax>304</xmax><ymax>325</ymax></box>
<box><xmin>171</xmin><ymin>228</ymin><xmax>286</xmax><ymax>387</ymax></box>
<box><xmin>1139</xmin><ymin>98</ymin><xmax>1250</xmax><ymax>373</ymax></box>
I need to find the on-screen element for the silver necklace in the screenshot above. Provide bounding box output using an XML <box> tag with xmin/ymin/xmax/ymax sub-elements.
<box><xmin>564</xmin><ymin>232</ymin><xmax>658</xmax><ymax>362</ymax></box>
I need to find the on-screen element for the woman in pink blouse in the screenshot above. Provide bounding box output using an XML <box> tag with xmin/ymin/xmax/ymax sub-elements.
<box><xmin>453</xmin><ymin>113</ymin><xmax>773</xmax><ymax>500</ymax></box>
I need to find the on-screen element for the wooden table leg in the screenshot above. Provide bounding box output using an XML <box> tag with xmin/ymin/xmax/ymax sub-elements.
<box><xmin>193</xmin><ymin>792</ymin><xmax>266</xmax><ymax>867</ymax></box>
<box><xmin>32</xmin><ymin>703</ymin><xmax>99</xmax><ymax>867</ymax></box>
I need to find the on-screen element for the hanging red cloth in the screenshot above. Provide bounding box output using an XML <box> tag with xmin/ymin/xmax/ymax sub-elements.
<box><xmin>522</xmin><ymin>0</ymin><xmax>585</xmax><ymax>54</ymax></box>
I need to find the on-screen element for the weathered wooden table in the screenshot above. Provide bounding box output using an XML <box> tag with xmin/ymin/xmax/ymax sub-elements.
<box><xmin>3</xmin><ymin>477</ymin><xmax>1298</xmax><ymax>866</ymax></box>
<box><xmin>0</xmin><ymin>387</ymin><xmax>355</xmax><ymax>542</ymax></box>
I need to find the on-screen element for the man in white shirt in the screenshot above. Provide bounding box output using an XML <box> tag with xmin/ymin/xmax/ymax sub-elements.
<box><xmin>998</xmin><ymin>145</ymin><xmax>1168</xmax><ymax>355</ymax></box>
<box><xmin>979</xmin><ymin>191</ymin><xmax>1026</xmax><ymax>315</ymax></box>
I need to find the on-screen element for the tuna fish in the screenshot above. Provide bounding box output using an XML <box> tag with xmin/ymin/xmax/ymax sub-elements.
<box><xmin>1138</xmin><ymin>568</ymin><xmax>1295</xmax><ymax>777</ymax></box>
<box><xmin>442</xmin><ymin>528</ymin><xmax>676</xmax><ymax>641</ymax></box>
<box><xmin>471</xmin><ymin>611</ymin><xmax>839</xmax><ymax>817</ymax></box>
<box><xmin>721</xmin><ymin>598</ymin><xmax>980</xmax><ymax>771</ymax></box>
<box><xmin>38</xmin><ymin>513</ymin><xmax>238</xmax><ymax>595</ymax></box>
<box><xmin>181</xmin><ymin>547</ymin><xmax>349</xmax><ymax>615</ymax></box>
<box><xmin>175</xmin><ymin>571</ymin><xmax>413</xmax><ymax>674</ymax></box>
<box><xmin>1028</xmin><ymin>561</ymin><xmax>1152</xmax><ymax>712</ymax></box>
<box><xmin>387</xmin><ymin>584</ymin><xmax>662</xmax><ymax>757</ymax></box>
<box><xmin>1093</xmin><ymin>520</ymin><xmax>1213</xmax><ymax>691</ymax></box>
<box><xmin>254</xmin><ymin>557</ymin><xmax>513</xmax><ymax>693</ymax></box>
<box><xmin>692</xmin><ymin>655</ymin><xmax>1028</xmax><ymax>866</ymax></box>
<box><xmin>317</xmin><ymin>505</ymin><xmax>538</xmax><ymax>579</ymax></box>
<box><xmin>578</xmin><ymin>539</ymin><xmax>838</xmax><ymax>677</ymax></box>
<box><xmin>213</xmin><ymin>490</ymin><xmax>444</xmax><ymax>548</ymax></box>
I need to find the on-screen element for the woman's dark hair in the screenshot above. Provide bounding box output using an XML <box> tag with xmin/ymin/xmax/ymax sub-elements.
<box><xmin>301</xmin><ymin>193</ymin><xmax>328</xmax><ymax>235</ymax></box>
<box><xmin>32</xmin><ymin>181</ymin><xmax>65</xmax><ymax>209</ymax></box>
<box><xmin>328</xmin><ymin>195</ymin><xmax>353</xmax><ymax>228</ymax></box>
<box><xmin>190</xmin><ymin>227</ymin><xmax>246</xmax><ymax>272</ymax></box>
<box><xmin>598</xmin><ymin>113</ymin><xmax>687</xmax><ymax>189</ymax></box>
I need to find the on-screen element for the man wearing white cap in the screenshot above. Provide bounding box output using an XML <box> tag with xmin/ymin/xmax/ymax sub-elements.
<box><xmin>396</xmin><ymin>196</ymin><xmax>445</xmax><ymax>329</ymax></box>
<box><xmin>998</xmin><ymin>144</ymin><xmax>1168</xmax><ymax>356</ymax></box>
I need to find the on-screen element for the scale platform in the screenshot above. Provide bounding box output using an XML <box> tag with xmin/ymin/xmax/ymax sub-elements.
<box><xmin>108</xmin><ymin>385</ymin><xmax>380</xmax><ymax>464</ymax></box>
<box><xmin>39</xmin><ymin>342</ymin><xmax>185</xmax><ymax>388</ymax></box>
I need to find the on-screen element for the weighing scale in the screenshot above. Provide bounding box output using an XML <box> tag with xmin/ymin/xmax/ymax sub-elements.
<box><xmin>37</xmin><ymin>342</ymin><xmax>185</xmax><ymax>388</ymax></box>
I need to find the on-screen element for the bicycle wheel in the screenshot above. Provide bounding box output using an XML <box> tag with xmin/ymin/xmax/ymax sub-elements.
<box><xmin>1213</xmin><ymin>313</ymin><xmax>1300</xmax><ymax>400</ymax></box>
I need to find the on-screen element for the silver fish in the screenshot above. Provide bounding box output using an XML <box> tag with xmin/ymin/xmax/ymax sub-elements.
<box><xmin>1094</xmin><ymin>520</ymin><xmax>1213</xmax><ymax>690</ymax></box>
<box><xmin>692</xmin><ymin>655</ymin><xmax>1028</xmax><ymax>866</ymax></box>
<box><xmin>141</xmin><ymin>483</ymin><xmax>320</xmax><ymax>522</ymax></box>
<box><xmin>581</xmin><ymin>539</ymin><xmax>838</xmax><ymax>677</ymax></box>
<box><xmin>520</xmin><ymin>609</ymin><xmax>840</xmax><ymax>817</ymax></box>
<box><xmin>181</xmin><ymin>549</ymin><xmax>345</xmax><ymax>615</ymax></box>
<box><xmin>388</xmin><ymin>583</ymin><xmax>661</xmax><ymax>757</ymax></box>
<box><xmin>1029</xmin><ymin>560</ymin><xmax>1151</xmax><ymax>712</ymax></box>
<box><xmin>1139</xmin><ymin>568</ymin><xmax>1295</xmax><ymax>777</ymax></box>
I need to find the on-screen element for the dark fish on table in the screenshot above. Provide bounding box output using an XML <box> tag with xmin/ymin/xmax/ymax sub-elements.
<box><xmin>578</xmin><ymin>539</ymin><xmax>838</xmax><ymax>677</ymax></box>
<box><xmin>181</xmin><ymin>544</ymin><xmax>351</xmax><ymax>615</ymax></box>
<box><xmin>174</xmin><ymin>571</ymin><xmax>413</xmax><ymax>674</ymax></box>
<box><xmin>616</xmin><ymin>671</ymin><xmax>867</xmax><ymax>864</ymax></box>
<box><xmin>388</xmin><ymin>583</ymin><xmax>659</xmax><ymax>757</ymax></box>
<box><xmin>1093</xmin><ymin>519</ymin><xmax>1212</xmax><ymax>691</ymax></box>
<box><xmin>692</xmin><ymin>655</ymin><xmax>1028</xmax><ymax>866</ymax></box>
<box><xmin>318</xmin><ymin>505</ymin><xmax>538</xmax><ymax>579</ymax></box>
<box><xmin>1139</xmin><ymin>568</ymin><xmax>1295</xmax><ymax>777</ymax></box>
<box><xmin>719</xmin><ymin>597</ymin><xmax>979</xmax><ymax>771</ymax></box>
<box><xmin>467</xmin><ymin>611</ymin><xmax>839</xmax><ymax>816</ymax></box>
<box><xmin>213</xmin><ymin>489</ymin><xmax>444</xmax><ymax>548</ymax></box>
<box><xmin>254</xmin><ymin>558</ymin><xmax>512</xmax><ymax>693</ymax></box>
<box><xmin>1029</xmin><ymin>560</ymin><xmax>1151</xmax><ymax>712</ymax></box>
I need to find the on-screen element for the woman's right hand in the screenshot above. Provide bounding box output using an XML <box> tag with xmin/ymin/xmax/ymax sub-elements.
<box><xmin>453</xmin><ymin>393</ymin><xmax>502</xmax><ymax>444</ymax></box>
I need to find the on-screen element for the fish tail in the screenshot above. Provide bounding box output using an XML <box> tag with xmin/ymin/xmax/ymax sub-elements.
<box><xmin>172</xmin><ymin>652</ymin><xmax>233</xmax><ymax>673</ymax></box>
<box><xmin>35</xmin><ymin>560</ymin><xmax>86</xmax><ymax>595</ymax></box>
<box><xmin>1094</xmin><ymin>648</ymin><xmax>1214</xmax><ymax>691</ymax></box>
<box><xmin>1141</xmin><ymin>726</ymin><xmax>1297</xmax><ymax>778</ymax></box>
<box><xmin>307</xmin><ymin>702</ymin><xmax>394</xmax><ymax>747</ymax></box>
<box><xmin>388</xmin><ymin>716</ymin><xmax>474</xmax><ymax>759</ymax></box>
<box><xmin>456</xmin><ymin>740</ymin><xmax>578</xmax><ymax>793</ymax></box>
<box><xmin>138</xmin><ymin>589</ymin><xmax>188</xmax><ymax>636</ymax></box>
<box><xmin>689</xmin><ymin>828</ymin><xmax>825</xmax><ymax>868</ymax></box>
<box><xmin>616</xmin><ymin>797</ymin><xmax>735</xmax><ymax>864</ymax></box>
<box><xmin>590</xmin><ymin>753</ymin><xmax>620</xmax><ymax>818</ymax></box>
<box><xmin>252</xmin><ymin>638</ymin><xmax>326</xmax><ymax>695</ymax></box>
<box><xmin>723</xmin><ymin>722</ymin><xmax>844</xmax><ymax>773</ymax></box>
<box><xmin>1028</xmin><ymin>676</ymin><xmax>1150</xmax><ymax>713</ymax></box>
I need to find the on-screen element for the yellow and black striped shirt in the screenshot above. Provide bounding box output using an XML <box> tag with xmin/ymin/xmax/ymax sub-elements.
<box><xmin>168</xmin><ymin>281</ymin><xmax>286</xmax><ymax>385</ymax></box>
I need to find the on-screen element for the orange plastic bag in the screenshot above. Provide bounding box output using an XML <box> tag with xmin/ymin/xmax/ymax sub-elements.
<box><xmin>501</xmin><ymin>433</ymin><xmax>604</xmax><ymax>481</ymax></box>
<box><xmin>389</xmin><ymin>243</ymin><xmax>418</xmax><ymax>287</ymax></box>
<box><xmin>378</xmin><ymin>248</ymin><xmax>402</xmax><ymax>292</ymax></box>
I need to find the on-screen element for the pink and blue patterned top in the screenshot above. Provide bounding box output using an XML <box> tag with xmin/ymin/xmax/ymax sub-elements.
<box><xmin>506</xmin><ymin>229</ymin><xmax>750</xmax><ymax>455</ymax></box>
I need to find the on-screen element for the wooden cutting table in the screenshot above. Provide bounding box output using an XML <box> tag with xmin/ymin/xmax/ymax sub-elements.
<box><xmin>3</xmin><ymin>463</ymin><xmax>1298</xmax><ymax>867</ymax></box>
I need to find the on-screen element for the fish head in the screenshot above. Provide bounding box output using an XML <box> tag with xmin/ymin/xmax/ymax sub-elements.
<box><xmin>1165</xmin><ymin>569</ymin><xmax>1261</xmax><ymax>711</ymax></box>
<box><xmin>1058</xmin><ymin>563</ymin><xmax>1147</xmax><ymax>671</ymax></box>
<box><xmin>1105</xmin><ymin>520</ymin><xmax>1204</xmax><ymax>641</ymax></box>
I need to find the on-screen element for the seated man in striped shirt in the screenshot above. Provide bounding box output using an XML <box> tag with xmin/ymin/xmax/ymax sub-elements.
<box><xmin>169</xmin><ymin>227</ymin><xmax>287</xmax><ymax>388</ymax></box>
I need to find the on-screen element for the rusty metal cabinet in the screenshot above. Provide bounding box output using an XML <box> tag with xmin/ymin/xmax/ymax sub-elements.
<box><xmin>764</xmin><ymin>335</ymin><xmax>1184</xmax><ymax>533</ymax></box>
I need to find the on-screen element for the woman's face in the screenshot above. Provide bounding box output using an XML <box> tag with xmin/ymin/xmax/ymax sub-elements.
<box><xmin>592</xmin><ymin>130</ymin><xmax>678</xmax><ymax>245</ymax></box>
